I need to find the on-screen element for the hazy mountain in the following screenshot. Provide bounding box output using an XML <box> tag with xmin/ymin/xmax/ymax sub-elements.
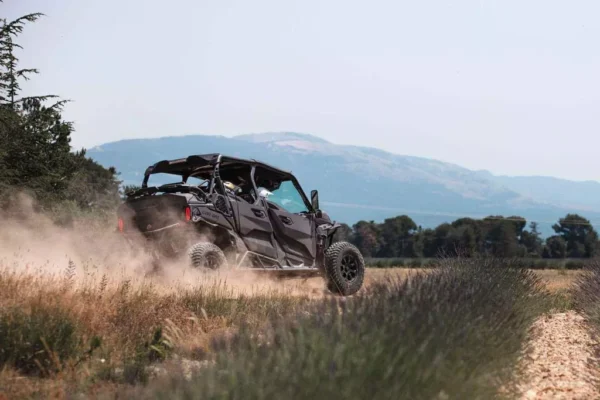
<box><xmin>88</xmin><ymin>132</ymin><xmax>600</xmax><ymax>236</ymax></box>
<box><xmin>476</xmin><ymin>171</ymin><xmax>600</xmax><ymax>212</ymax></box>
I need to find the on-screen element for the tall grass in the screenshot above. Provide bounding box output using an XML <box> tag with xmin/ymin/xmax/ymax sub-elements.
<box><xmin>0</xmin><ymin>304</ymin><xmax>79</xmax><ymax>376</ymax></box>
<box><xmin>118</xmin><ymin>257</ymin><xmax>549</xmax><ymax>400</ymax></box>
<box><xmin>0</xmin><ymin>265</ymin><xmax>310</xmax><ymax>390</ymax></box>
<box><xmin>572</xmin><ymin>259</ymin><xmax>600</xmax><ymax>330</ymax></box>
<box><xmin>0</xmin><ymin>256</ymin><xmax>556</xmax><ymax>399</ymax></box>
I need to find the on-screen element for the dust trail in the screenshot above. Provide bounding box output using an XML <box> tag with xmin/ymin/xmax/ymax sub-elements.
<box><xmin>518</xmin><ymin>311</ymin><xmax>600</xmax><ymax>400</ymax></box>
<box><xmin>0</xmin><ymin>193</ymin><xmax>330</xmax><ymax>298</ymax></box>
<box><xmin>0</xmin><ymin>195</ymin><xmax>154</xmax><ymax>278</ymax></box>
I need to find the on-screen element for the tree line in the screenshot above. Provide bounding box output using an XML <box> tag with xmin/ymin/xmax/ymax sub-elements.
<box><xmin>333</xmin><ymin>214</ymin><xmax>599</xmax><ymax>259</ymax></box>
<box><xmin>0</xmin><ymin>5</ymin><xmax>121</xmax><ymax>221</ymax></box>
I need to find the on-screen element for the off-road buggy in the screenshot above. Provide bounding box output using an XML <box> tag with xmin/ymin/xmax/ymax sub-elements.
<box><xmin>117</xmin><ymin>154</ymin><xmax>365</xmax><ymax>296</ymax></box>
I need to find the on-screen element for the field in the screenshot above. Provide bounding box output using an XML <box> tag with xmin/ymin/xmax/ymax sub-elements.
<box><xmin>1</xmin><ymin>215</ymin><xmax>599</xmax><ymax>399</ymax></box>
<box><xmin>365</xmin><ymin>258</ymin><xmax>591</xmax><ymax>270</ymax></box>
<box><xmin>0</xmin><ymin>260</ymin><xmax>593</xmax><ymax>400</ymax></box>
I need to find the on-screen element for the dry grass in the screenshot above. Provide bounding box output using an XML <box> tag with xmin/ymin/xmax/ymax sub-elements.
<box><xmin>115</xmin><ymin>258</ymin><xmax>551</xmax><ymax>400</ymax></box>
<box><xmin>0</xmin><ymin>262</ymin><xmax>317</xmax><ymax>398</ymax></box>
<box><xmin>531</xmin><ymin>269</ymin><xmax>581</xmax><ymax>292</ymax></box>
<box><xmin>0</xmin><ymin>261</ymin><xmax>582</xmax><ymax>399</ymax></box>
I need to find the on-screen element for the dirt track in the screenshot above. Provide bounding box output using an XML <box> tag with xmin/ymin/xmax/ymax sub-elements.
<box><xmin>518</xmin><ymin>311</ymin><xmax>600</xmax><ymax>400</ymax></box>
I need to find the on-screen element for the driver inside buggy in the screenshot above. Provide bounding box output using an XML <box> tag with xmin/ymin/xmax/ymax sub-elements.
<box><xmin>222</xmin><ymin>180</ymin><xmax>257</xmax><ymax>203</ymax></box>
<box><xmin>187</xmin><ymin>163</ymin><xmax>258</xmax><ymax>204</ymax></box>
<box><xmin>221</xmin><ymin>179</ymin><xmax>276</xmax><ymax>204</ymax></box>
<box><xmin>189</xmin><ymin>164</ymin><xmax>306</xmax><ymax>214</ymax></box>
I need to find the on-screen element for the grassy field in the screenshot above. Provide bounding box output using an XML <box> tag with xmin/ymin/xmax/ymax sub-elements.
<box><xmin>365</xmin><ymin>267</ymin><xmax>581</xmax><ymax>291</ymax></box>
<box><xmin>531</xmin><ymin>269</ymin><xmax>580</xmax><ymax>292</ymax></box>
<box><xmin>0</xmin><ymin>258</ymin><xmax>575</xmax><ymax>399</ymax></box>
<box><xmin>366</xmin><ymin>257</ymin><xmax>590</xmax><ymax>270</ymax></box>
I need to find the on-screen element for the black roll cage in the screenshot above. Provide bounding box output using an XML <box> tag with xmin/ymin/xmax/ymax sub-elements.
<box><xmin>140</xmin><ymin>155</ymin><xmax>315</xmax><ymax>214</ymax></box>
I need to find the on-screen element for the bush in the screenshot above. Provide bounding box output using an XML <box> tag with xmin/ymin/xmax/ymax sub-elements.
<box><xmin>565</xmin><ymin>260</ymin><xmax>585</xmax><ymax>270</ymax></box>
<box><xmin>121</xmin><ymin>328</ymin><xmax>173</xmax><ymax>385</ymax></box>
<box><xmin>547</xmin><ymin>289</ymin><xmax>574</xmax><ymax>312</ymax></box>
<box><xmin>363</xmin><ymin>257</ymin><xmax>588</xmax><ymax>270</ymax></box>
<box><xmin>365</xmin><ymin>258</ymin><xmax>405</xmax><ymax>268</ymax></box>
<box><xmin>422</xmin><ymin>258</ymin><xmax>438</xmax><ymax>268</ymax></box>
<box><xmin>0</xmin><ymin>304</ymin><xmax>79</xmax><ymax>376</ymax></box>
<box><xmin>573</xmin><ymin>259</ymin><xmax>600</xmax><ymax>330</ymax></box>
<box><xmin>130</xmin><ymin>257</ymin><xmax>548</xmax><ymax>399</ymax></box>
<box><xmin>531</xmin><ymin>259</ymin><xmax>549</xmax><ymax>269</ymax></box>
<box><xmin>407</xmin><ymin>258</ymin><xmax>422</xmax><ymax>268</ymax></box>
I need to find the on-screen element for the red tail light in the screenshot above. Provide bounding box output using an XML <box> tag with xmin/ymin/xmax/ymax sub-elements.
<box><xmin>185</xmin><ymin>206</ymin><xmax>192</xmax><ymax>221</ymax></box>
<box><xmin>118</xmin><ymin>217</ymin><xmax>124</xmax><ymax>232</ymax></box>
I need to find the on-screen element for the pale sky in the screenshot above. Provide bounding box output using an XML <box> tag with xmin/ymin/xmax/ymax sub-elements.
<box><xmin>5</xmin><ymin>0</ymin><xmax>600</xmax><ymax>181</ymax></box>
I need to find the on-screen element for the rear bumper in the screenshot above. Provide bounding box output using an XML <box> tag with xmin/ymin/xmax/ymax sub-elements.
<box><xmin>141</xmin><ymin>222</ymin><xmax>182</xmax><ymax>235</ymax></box>
<box><xmin>119</xmin><ymin>222</ymin><xmax>190</xmax><ymax>258</ymax></box>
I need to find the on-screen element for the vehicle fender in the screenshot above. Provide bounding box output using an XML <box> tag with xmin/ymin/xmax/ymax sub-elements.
<box><xmin>317</xmin><ymin>221</ymin><xmax>341</xmax><ymax>238</ymax></box>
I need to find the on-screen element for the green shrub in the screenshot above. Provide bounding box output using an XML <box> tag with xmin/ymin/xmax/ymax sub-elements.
<box><xmin>391</xmin><ymin>258</ymin><xmax>405</xmax><ymax>267</ymax></box>
<box><xmin>363</xmin><ymin>257</ymin><xmax>591</xmax><ymax>270</ymax></box>
<box><xmin>130</xmin><ymin>257</ymin><xmax>548</xmax><ymax>400</ymax></box>
<box><xmin>506</xmin><ymin>258</ymin><xmax>524</xmax><ymax>269</ymax></box>
<box><xmin>547</xmin><ymin>289</ymin><xmax>574</xmax><ymax>312</ymax></box>
<box><xmin>407</xmin><ymin>258</ymin><xmax>422</xmax><ymax>268</ymax></box>
<box><xmin>0</xmin><ymin>305</ymin><xmax>79</xmax><ymax>376</ymax></box>
<box><xmin>565</xmin><ymin>260</ymin><xmax>584</xmax><ymax>270</ymax></box>
<box><xmin>365</xmin><ymin>258</ymin><xmax>406</xmax><ymax>268</ymax></box>
<box><xmin>573</xmin><ymin>260</ymin><xmax>600</xmax><ymax>331</ymax></box>
<box><xmin>123</xmin><ymin>328</ymin><xmax>173</xmax><ymax>385</ymax></box>
<box><xmin>422</xmin><ymin>258</ymin><xmax>438</xmax><ymax>268</ymax></box>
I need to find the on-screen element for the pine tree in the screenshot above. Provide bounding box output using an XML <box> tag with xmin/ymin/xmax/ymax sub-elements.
<box><xmin>0</xmin><ymin>1</ymin><xmax>120</xmax><ymax>214</ymax></box>
<box><xmin>0</xmin><ymin>7</ymin><xmax>55</xmax><ymax>111</ymax></box>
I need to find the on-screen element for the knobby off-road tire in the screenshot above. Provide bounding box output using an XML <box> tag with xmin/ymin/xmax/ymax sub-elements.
<box><xmin>188</xmin><ymin>242</ymin><xmax>227</xmax><ymax>270</ymax></box>
<box><xmin>324</xmin><ymin>241</ymin><xmax>365</xmax><ymax>296</ymax></box>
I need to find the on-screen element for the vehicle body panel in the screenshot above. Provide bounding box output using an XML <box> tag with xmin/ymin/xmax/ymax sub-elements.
<box><xmin>117</xmin><ymin>153</ymin><xmax>341</xmax><ymax>272</ymax></box>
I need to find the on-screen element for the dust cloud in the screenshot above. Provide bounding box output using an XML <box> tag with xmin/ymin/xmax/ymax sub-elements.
<box><xmin>0</xmin><ymin>193</ymin><xmax>329</xmax><ymax>298</ymax></box>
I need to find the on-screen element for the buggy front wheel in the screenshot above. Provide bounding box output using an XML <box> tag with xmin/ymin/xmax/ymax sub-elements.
<box><xmin>324</xmin><ymin>242</ymin><xmax>365</xmax><ymax>296</ymax></box>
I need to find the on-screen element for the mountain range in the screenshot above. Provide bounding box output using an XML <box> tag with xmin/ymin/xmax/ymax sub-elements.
<box><xmin>87</xmin><ymin>132</ymin><xmax>600</xmax><ymax>237</ymax></box>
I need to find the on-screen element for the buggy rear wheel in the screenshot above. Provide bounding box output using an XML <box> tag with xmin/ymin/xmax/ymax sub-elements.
<box><xmin>188</xmin><ymin>242</ymin><xmax>227</xmax><ymax>270</ymax></box>
<box><xmin>324</xmin><ymin>241</ymin><xmax>365</xmax><ymax>296</ymax></box>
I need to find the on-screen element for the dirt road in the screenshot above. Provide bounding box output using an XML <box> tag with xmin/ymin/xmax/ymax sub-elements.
<box><xmin>518</xmin><ymin>311</ymin><xmax>600</xmax><ymax>400</ymax></box>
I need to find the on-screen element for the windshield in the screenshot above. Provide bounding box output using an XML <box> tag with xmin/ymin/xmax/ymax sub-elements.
<box><xmin>262</xmin><ymin>180</ymin><xmax>309</xmax><ymax>214</ymax></box>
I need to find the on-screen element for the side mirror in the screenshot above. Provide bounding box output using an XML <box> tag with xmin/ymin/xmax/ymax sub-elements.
<box><xmin>310</xmin><ymin>189</ymin><xmax>319</xmax><ymax>211</ymax></box>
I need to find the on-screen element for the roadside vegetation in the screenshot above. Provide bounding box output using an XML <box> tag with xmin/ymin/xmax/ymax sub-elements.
<box><xmin>0</xmin><ymin>262</ymin><xmax>312</xmax><ymax>397</ymax></box>
<box><xmin>365</xmin><ymin>257</ymin><xmax>590</xmax><ymax>269</ymax></box>
<box><xmin>121</xmin><ymin>258</ymin><xmax>550</xmax><ymax>400</ymax></box>
<box><xmin>573</xmin><ymin>259</ymin><xmax>600</xmax><ymax>331</ymax></box>
<box><xmin>0</xmin><ymin>256</ymin><xmax>559</xmax><ymax>399</ymax></box>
